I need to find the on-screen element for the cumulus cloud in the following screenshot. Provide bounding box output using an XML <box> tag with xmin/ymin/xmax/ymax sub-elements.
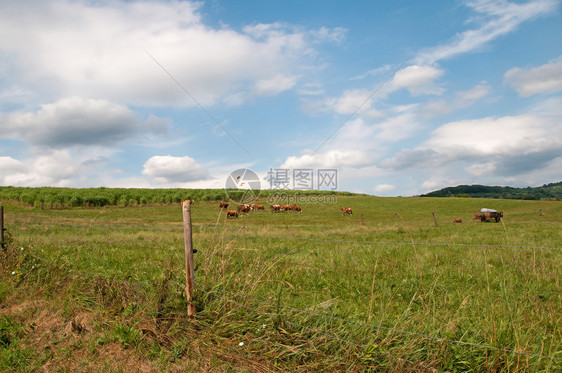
<box><xmin>280</xmin><ymin>150</ymin><xmax>371</xmax><ymax>170</ymax></box>
<box><xmin>504</xmin><ymin>57</ymin><xmax>562</xmax><ymax>97</ymax></box>
<box><xmin>142</xmin><ymin>155</ymin><xmax>210</xmax><ymax>183</ymax></box>
<box><xmin>0</xmin><ymin>97</ymin><xmax>157</xmax><ymax>147</ymax></box>
<box><xmin>0</xmin><ymin>1</ymin><xmax>344</xmax><ymax>107</ymax></box>
<box><xmin>0</xmin><ymin>151</ymin><xmax>78</xmax><ymax>186</ymax></box>
<box><xmin>382</xmin><ymin>104</ymin><xmax>562</xmax><ymax>178</ymax></box>
<box><xmin>391</xmin><ymin>65</ymin><xmax>445</xmax><ymax>96</ymax></box>
<box><xmin>415</xmin><ymin>0</ymin><xmax>559</xmax><ymax>65</ymax></box>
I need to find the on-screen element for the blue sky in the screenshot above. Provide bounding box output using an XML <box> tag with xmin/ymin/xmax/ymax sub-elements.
<box><xmin>1</xmin><ymin>0</ymin><xmax>561</xmax><ymax>196</ymax></box>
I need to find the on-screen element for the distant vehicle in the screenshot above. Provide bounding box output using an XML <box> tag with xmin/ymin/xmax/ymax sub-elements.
<box><xmin>474</xmin><ymin>208</ymin><xmax>503</xmax><ymax>222</ymax></box>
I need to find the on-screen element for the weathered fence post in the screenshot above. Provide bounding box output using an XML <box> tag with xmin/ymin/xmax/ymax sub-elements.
<box><xmin>432</xmin><ymin>211</ymin><xmax>438</xmax><ymax>227</ymax></box>
<box><xmin>0</xmin><ymin>205</ymin><xmax>4</xmax><ymax>249</ymax></box>
<box><xmin>182</xmin><ymin>200</ymin><xmax>196</xmax><ymax>317</ymax></box>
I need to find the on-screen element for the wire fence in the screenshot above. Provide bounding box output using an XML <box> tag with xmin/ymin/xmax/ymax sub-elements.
<box><xmin>3</xmin><ymin>210</ymin><xmax>562</xmax><ymax>367</ymax></box>
<box><xmin>5</xmin><ymin>238</ymin><xmax>562</xmax><ymax>365</ymax></box>
<box><xmin>6</xmin><ymin>216</ymin><xmax>562</xmax><ymax>251</ymax></box>
<box><xmin>197</xmin><ymin>224</ymin><xmax>562</xmax><ymax>251</ymax></box>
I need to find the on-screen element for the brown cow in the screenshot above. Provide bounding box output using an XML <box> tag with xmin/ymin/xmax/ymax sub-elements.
<box><xmin>219</xmin><ymin>202</ymin><xmax>229</xmax><ymax>209</ymax></box>
<box><xmin>453</xmin><ymin>218</ymin><xmax>462</xmax><ymax>223</ymax></box>
<box><xmin>270</xmin><ymin>204</ymin><xmax>280</xmax><ymax>212</ymax></box>
<box><xmin>226</xmin><ymin>210</ymin><xmax>238</xmax><ymax>218</ymax></box>
<box><xmin>254</xmin><ymin>204</ymin><xmax>265</xmax><ymax>211</ymax></box>
<box><xmin>279</xmin><ymin>205</ymin><xmax>291</xmax><ymax>212</ymax></box>
<box><xmin>237</xmin><ymin>204</ymin><xmax>251</xmax><ymax>213</ymax></box>
<box><xmin>289</xmin><ymin>205</ymin><xmax>302</xmax><ymax>213</ymax></box>
<box><xmin>341</xmin><ymin>207</ymin><xmax>353</xmax><ymax>216</ymax></box>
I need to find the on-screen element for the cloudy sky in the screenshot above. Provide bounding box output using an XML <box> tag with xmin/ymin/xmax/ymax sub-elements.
<box><xmin>1</xmin><ymin>0</ymin><xmax>561</xmax><ymax>196</ymax></box>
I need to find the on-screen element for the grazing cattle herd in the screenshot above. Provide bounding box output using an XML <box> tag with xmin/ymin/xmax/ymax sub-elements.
<box><xmin>211</xmin><ymin>201</ymin><xmax>504</xmax><ymax>223</ymax></box>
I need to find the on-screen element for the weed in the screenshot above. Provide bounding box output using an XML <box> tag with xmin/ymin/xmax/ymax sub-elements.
<box><xmin>112</xmin><ymin>323</ymin><xmax>143</xmax><ymax>349</ymax></box>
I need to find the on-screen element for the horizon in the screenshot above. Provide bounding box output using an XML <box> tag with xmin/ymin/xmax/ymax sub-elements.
<box><xmin>1</xmin><ymin>1</ymin><xmax>561</xmax><ymax>196</ymax></box>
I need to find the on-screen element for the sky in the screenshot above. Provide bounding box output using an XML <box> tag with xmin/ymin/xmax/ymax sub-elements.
<box><xmin>0</xmin><ymin>0</ymin><xmax>561</xmax><ymax>196</ymax></box>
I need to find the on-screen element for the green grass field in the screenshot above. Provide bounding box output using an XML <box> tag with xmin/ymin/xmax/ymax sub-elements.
<box><xmin>1</xmin><ymin>195</ymin><xmax>561</xmax><ymax>371</ymax></box>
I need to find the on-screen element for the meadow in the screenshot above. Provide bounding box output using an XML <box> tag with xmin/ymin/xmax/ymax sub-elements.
<box><xmin>0</xmin><ymin>193</ymin><xmax>561</xmax><ymax>371</ymax></box>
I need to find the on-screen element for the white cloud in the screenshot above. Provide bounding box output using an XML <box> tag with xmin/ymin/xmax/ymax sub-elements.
<box><xmin>280</xmin><ymin>150</ymin><xmax>371</xmax><ymax>170</ymax></box>
<box><xmin>0</xmin><ymin>1</ymin><xmax>344</xmax><ymax>107</ymax></box>
<box><xmin>455</xmin><ymin>84</ymin><xmax>491</xmax><ymax>104</ymax></box>
<box><xmin>415</xmin><ymin>0</ymin><xmax>560</xmax><ymax>65</ymax></box>
<box><xmin>391</xmin><ymin>65</ymin><xmax>445</xmax><ymax>96</ymax></box>
<box><xmin>504</xmin><ymin>57</ymin><xmax>562</xmax><ymax>97</ymax></box>
<box><xmin>382</xmin><ymin>99</ymin><xmax>562</xmax><ymax>180</ymax></box>
<box><xmin>425</xmin><ymin>115</ymin><xmax>558</xmax><ymax>156</ymax></box>
<box><xmin>254</xmin><ymin>74</ymin><xmax>297</xmax><ymax>96</ymax></box>
<box><xmin>0</xmin><ymin>156</ymin><xmax>25</xmax><ymax>178</ymax></box>
<box><xmin>0</xmin><ymin>97</ymin><xmax>154</xmax><ymax>147</ymax></box>
<box><xmin>373</xmin><ymin>184</ymin><xmax>395</xmax><ymax>194</ymax></box>
<box><xmin>421</xmin><ymin>84</ymin><xmax>491</xmax><ymax>118</ymax></box>
<box><xmin>466</xmin><ymin>162</ymin><xmax>497</xmax><ymax>176</ymax></box>
<box><xmin>142</xmin><ymin>155</ymin><xmax>210</xmax><ymax>183</ymax></box>
<box><xmin>332</xmin><ymin>89</ymin><xmax>384</xmax><ymax>118</ymax></box>
<box><xmin>0</xmin><ymin>150</ymin><xmax>78</xmax><ymax>187</ymax></box>
<box><xmin>350</xmin><ymin>64</ymin><xmax>393</xmax><ymax>81</ymax></box>
<box><xmin>374</xmin><ymin>112</ymin><xmax>421</xmax><ymax>142</ymax></box>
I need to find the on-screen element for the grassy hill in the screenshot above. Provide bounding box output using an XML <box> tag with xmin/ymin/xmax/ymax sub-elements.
<box><xmin>421</xmin><ymin>181</ymin><xmax>562</xmax><ymax>200</ymax></box>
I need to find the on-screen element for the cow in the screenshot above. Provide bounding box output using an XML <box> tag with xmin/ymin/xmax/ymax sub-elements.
<box><xmin>279</xmin><ymin>205</ymin><xmax>291</xmax><ymax>212</ymax></box>
<box><xmin>453</xmin><ymin>218</ymin><xmax>462</xmax><ymax>223</ymax></box>
<box><xmin>289</xmin><ymin>205</ymin><xmax>302</xmax><ymax>213</ymax></box>
<box><xmin>254</xmin><ymin>204</ymin><xmax>265</xmax><ymax>211</ymax></box>
<box><xmin>341</xmin><ymin>207</ymin><xmax>353</xmax><ymax>216</ymax></box>
<box><xmin>270</xmin><ymin>204</ymin><xmax>281</xmax><ymax>212</ymax></box>
<box><xmin>219</xmin><ymin>202</ymin><xmax>229</xmax><ymax>209</ymax></box>
<box><xmin>226</xmin><ymin>210</ymin><xmax>238</xmax><ymax>218</ymax></box>
<box><xmin>237</xmin><ymin>204</ymin><xmax>251</xmax><ymax>213</ymax></box>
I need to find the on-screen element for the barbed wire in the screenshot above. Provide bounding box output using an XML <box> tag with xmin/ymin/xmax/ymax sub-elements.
<box><xmin>6</xmin><ymin>244</ymin><xmax>561</xmax><ymax>364</ymax></box>
<box><xmin>198</xmin><ymin>224</ymin><xmax>562</xmax><ymax>251</ymax></box>
<box><xmin>6</xmin><ymin>217</ymin><xmax>561</xmax><ymax>251</ymax></box>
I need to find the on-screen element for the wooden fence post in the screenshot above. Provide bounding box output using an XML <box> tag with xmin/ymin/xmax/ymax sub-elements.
<box><xmin>0</xmin><ymin>205</ymin><xmax>4</xmax><ymax>249</ymax></box>
<box><xmin>182</xmin><ymin>200</ymin><xmax>196</xmax><ymax>316</ymax></box>
<box><xmin>432</xmin><ymin>212</ymin><xmax>438</xmax><ymax>227</ymax></box>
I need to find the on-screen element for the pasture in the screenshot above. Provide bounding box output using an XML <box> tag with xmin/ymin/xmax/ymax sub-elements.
<box><xmin>1</xmin><ymin>195</ymin><xmax>561</xmax><ymax>371</ymax></box>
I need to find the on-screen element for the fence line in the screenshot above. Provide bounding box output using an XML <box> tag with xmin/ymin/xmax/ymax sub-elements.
<box><xmin>216</xmin><ymin>288</ymin><xmax>562</xmax><ymax>362</ymax></box>
<box><xmin>4</xmin><ymin>214</ymin><xmax>561</xmax><ymax>366</ymax></box>
<box><xmin>198</xmin><ymin>224</ymin><xmax>562</xmax><ymax>251</ymax></box>
<box><xmin>6</xmin><ymin>217</ymin><xmax>561</xmax><ymax>251</ymax></box>
<box><xmin>6</xmin><ymin>244</ymin><xmax>561</xmax><ymax>364</ymax></box>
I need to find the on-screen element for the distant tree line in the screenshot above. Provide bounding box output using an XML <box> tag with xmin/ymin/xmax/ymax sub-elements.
<box><xmin>0</xmin><ymin>186</ymin><xmax>356</xmax><ymax>209</ymax></box>
<box><xmin>421</xmin><ymin>182</ymin><xmax>562</xmax><ymax>200</ymax></box>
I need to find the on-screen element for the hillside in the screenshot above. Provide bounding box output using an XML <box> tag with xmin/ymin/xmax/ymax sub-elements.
<box><xmin>421</xmin><ymin>181</ymin><xmax>562</xmax><ymax>200</ymax></box>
